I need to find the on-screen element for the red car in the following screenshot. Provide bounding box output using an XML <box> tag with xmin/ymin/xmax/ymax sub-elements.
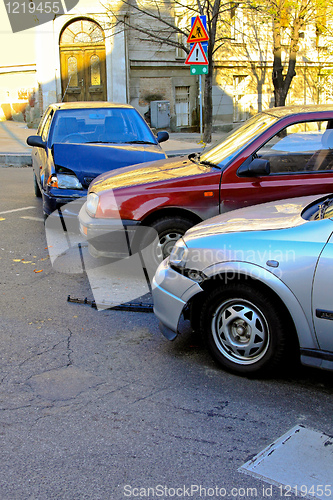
<box><xmin>79</xmin><ymin>105</ymin><xmax>333</xmax><ymax>265</ymax></box>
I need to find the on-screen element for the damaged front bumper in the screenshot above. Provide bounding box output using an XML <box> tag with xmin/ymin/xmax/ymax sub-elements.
<box><xmin>152</xmin><ymin>259</ymin><xmax>203</xmax><ymax>340</ymax></box>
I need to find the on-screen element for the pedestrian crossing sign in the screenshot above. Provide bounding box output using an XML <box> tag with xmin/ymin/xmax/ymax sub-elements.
<box><xmin>187</xmin><ymin>16</ymin><xmax>209</xmax><ymax>44</ymax></box>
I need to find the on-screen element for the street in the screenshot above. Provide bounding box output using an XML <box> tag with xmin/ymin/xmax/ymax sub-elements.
<box><xmin>1</xmin><ymin>166</ymin><xmax>333</xmax><ymax>500</ymax></box>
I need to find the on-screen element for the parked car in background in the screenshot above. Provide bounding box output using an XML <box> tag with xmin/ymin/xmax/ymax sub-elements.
<box><xmin>79</xmin><ymin>105</ymin><xmax>333</xmax><ymax>267</ymax></box>
<box><xmin>152</xmin><ymin>193</ymin><xmax>333</xmax><ymax>375</ymax></box>
<box><xmin>27</xmin><ymin>102</ymin><xmax>169</xmax><ymax>217</ymax></box>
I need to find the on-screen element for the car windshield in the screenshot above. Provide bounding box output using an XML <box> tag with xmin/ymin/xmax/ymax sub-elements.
<box><xmin>50</xmin><ymin>108</ymin><xmax>156</xmax><ymax>145</ymax></box>
<box><xmin>200</xmin><ymin>112</ymin><xmax>278</xmax><ymax>169</ymax></box>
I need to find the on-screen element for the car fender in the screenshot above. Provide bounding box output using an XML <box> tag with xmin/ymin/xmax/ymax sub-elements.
<box><xmin>137</xmin><ymin>200</ymin><xmax>203</xmax><ymax>224</ymax></box>
<box><xmin>41</xmin><ymin>147</ymin><xmax>56</xmax><ymax>191</ymax></box>
<box><xmin>130</xmin><ymin>189</ymin><xmax>219</xmax><ymax>222</ymax></box>
<box><xmin>202</xmin><ymin>260</ymin><xmax>318</xmax><ymax>350</ymax></box>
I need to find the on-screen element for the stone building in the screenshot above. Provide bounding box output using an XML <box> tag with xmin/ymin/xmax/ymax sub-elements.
<box><xmin>1</xmin><ymin>0</ymin><xmax>333</xmax><ymax>130</ymax></box>
<box><xmin>0</xmin><ymin>0</ymin><xmax>198</xmax><ymax>130</ymax></box>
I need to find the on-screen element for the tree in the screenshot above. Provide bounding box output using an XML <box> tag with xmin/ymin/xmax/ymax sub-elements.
<box><xmin>103</xmin><ymin>0</ymin><xmax>235</xmax><ymax>143</ymax></box>
<box><xmin>248</xmin><ymin>0</ymin><xmax>332</xmax><ymax>107</ymax></box>
<box><xmin>217</xmin><ymin>0</ymin><xmax>333</xmax><ymax>112</ymax></box>
<box><xmin>270</xmin><ymin>0</ymin><xmax>310</xmax><ymax>106</ymax></box>
<box><xmin>223</xmin><ymin>6</ymin><xmax>271</xmax><ymax>114</ymax></box>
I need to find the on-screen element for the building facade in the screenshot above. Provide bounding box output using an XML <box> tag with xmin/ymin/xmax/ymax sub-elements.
<box><xmin>1</xmin><ymin>0</ymin><xmax>333</xmax><ymax>130</ymax></box>
<box><xmin>0</xmin><ymin>0</ymin><xmax>199</xmax><ymax>130</ymax></box>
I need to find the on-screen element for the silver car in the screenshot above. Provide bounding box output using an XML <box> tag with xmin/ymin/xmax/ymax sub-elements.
<box><xmin>152</xmin><ymin>194</ymin><xmax>333</xmax><ymax>375</ymax></box>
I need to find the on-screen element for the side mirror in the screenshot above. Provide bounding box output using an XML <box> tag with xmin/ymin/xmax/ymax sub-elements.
<box><xmin>157</xmin><ymin>131</ymin><xmax>169</xmax><ymax>144</ymax></box>
<box><xmin>238</xmin><ymin>158</ymin><xmax>270</xmax><ymax>177</ymax></box>
<box><xmin>27</xmin><ymin>135</ymin><xmax>47</xmax><ymax>149</ymax></box>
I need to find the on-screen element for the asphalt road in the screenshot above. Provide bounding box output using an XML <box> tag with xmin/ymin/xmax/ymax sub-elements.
<box><xmin>1</xmin><ymin>167</ymin><xmax>333</xmax><ymax>500</ymax></box>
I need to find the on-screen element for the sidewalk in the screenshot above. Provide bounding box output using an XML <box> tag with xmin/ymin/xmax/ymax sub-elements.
<box><xmin>0</xmin><ymin>120</ymin><xmax>32</xmax><ymax>166</ymax></box>
<box><xmin>164</xmin><ymin>131</ymin><xmax>226</xmax><ymax>156</ymax></box>
<box><xmin>0</xmin><ymin>120</ymin><xmax>226</xmax><ymax>166</ymax></box>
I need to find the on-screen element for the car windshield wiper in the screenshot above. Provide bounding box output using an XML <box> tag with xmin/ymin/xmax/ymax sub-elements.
<box><xmin>318</xmin><ymin>197</ymin><xmax>333</xmax><ymax>219</ymax></box>
<box><xmin>188</xmin><ymin>152</ymin><xmax>221</xmax><ymax>170</ymax></box>
<box><xmin>188</xmin><ymin>152</ymin><xmax>200</xmax><ymax>164</ymax></box>
<box><xmin>85</xmin><ymin>141</ymin><xmax>108</xmax><ymax>144</ymax></box>
<box><xmin>200</xmin><ymin>158</ymin><xmax>222</xmax><ymax>169</ymax></box>
<box><xmin>86</xmin><ymin>140</ymin><xmax>127</xmax><ymax>144</ymax></box>
<box><xmin>123</xmin><ymin>140</ymin><xmax>156</xmax><ymax>145</ymax></box>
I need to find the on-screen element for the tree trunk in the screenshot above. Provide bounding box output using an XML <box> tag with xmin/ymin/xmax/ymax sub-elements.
<box><xmin>203</xmin><ymin>61</ymin><xmax>213</xmax><ymax>143</ymax></box>
<box><xmin>273</xmin><ymin>83</ymin><xmax>287</xmax><ymax>107</ymax></box>
<box><xmin>202</xmin><ymin>5</ymin><xmax>217</xmax><ymax>145</ymax></box>
<box><xmin>202</xmin><ymin>0</ymin><xmax>221</xmax><ymax>144</ymax></box>
<box><xmin>272</xmin><ymin>16</ymin><xmax>285</xmax><ymax>107</ymax></box>
<box><xmin>272</xmin><ymin>0</ymin><xmax>305</xmax><ymax>107</ymax></box>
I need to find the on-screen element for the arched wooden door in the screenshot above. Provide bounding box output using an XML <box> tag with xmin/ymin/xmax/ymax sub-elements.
<box><xmin>60</xmin><ymin>19</ymin><xmax>107</xmax><ymax>102</ymax></box>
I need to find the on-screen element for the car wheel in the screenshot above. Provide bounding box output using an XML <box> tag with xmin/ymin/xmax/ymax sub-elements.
<box><xmin>200</xmin><ymin>283</ymin><xmax>288</xmax><ymax>375</ymax></box>
<box><xmin>34</xmin><ymin>173</ymin><xmax>42</xmax><ymax>198</ymax></box>
<box><xmin>140</xmin><ymin>216</ymin><xmax>194</xmax><ymax>272</ymax></box>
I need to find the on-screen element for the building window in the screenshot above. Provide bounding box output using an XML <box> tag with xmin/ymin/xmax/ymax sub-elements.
<box><xmin>60</xmin><ymin>19</ymin><xmax>104</xmax><ymax>45</ymax></box>
<box><xmin>175</xmin><ymin>16</ymin><xmax>186</xmax><ymax>58</ymax></box>
<box><xmin>67</xmin><ymin>56</ymin><xmax>78</xmax><ymax>87</ymax></box>
<box><xmin>230</xmin><ymin>6</ymin><xmax>244</xmax><ymax>43</ymax></box>
<box><xmin>90</xmin><ymin>55</ymin><xmax>101</xmax><ymax>86</ymax></box>
<box><xmin>318</xmin><ymin>74</ymin><xmax>333</xmax><ymax>104</ymax></box>
<box><xmin>233</xmin><ymin>75</ymin><xmax>247</xmax><ymax>122</ymax></box>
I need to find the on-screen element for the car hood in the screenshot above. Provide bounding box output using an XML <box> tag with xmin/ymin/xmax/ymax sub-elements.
<box><xmin>53</xmin><ymin>142</ymin><xmax>166</xmax><ymax>187</ymax></box>
<box><xmin>89</xmin><ymin>156</ymin><xmax>212</xmax><ymax>193</ymax></box>
<box><xmin>185</xmin><ymin>195</ymin><xmax>321</xmax><ymax>240</ymax></box>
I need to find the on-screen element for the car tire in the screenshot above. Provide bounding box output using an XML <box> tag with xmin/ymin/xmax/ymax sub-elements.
<box><xmin>34</xmin><ymin>173</ymin><xmax>42</xmax><ymax>198</ymax></box>
<box><xmin>200</xmin><ymin>282</ymin><xmax>288</xmax><ymax>375</ymax></box>
<box><xmin>139</xmin><ymin>216</ymin><xmax>194</xmax><ymax>273</ymax></box>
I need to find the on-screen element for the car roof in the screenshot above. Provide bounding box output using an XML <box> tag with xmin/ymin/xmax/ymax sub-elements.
<box><xmin>48</xmin><ymin>102</ymin><xmax>134</xmax><ymax>111</ymax></box>
<box><xmin>262</xmin><ymin>104</ymin><xmax>333</xmax><ymax>118</ymax></box>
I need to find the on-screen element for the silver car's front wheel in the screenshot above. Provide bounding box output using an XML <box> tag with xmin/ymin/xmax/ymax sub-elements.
<box><xmin>211</xmin><ymin>298</ymin><xmax>269</xmax><ymax>365</ymax></box>
<box><xmin>200</xmin><ymin>283</ymin><xmax>288</xmax><ymax>375</ymax></box>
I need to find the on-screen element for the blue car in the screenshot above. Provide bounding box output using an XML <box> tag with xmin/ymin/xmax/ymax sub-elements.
<box><xmin>27</xmin><ymin>102</ymin><xmax>169</xmax><ymax>217</ymax></box>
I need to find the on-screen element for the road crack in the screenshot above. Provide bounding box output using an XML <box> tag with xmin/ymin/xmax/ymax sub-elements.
<box><xmin>67</xmin><ymin>328</ymin><xmax>73</xmax><ymax>366</ymax></box>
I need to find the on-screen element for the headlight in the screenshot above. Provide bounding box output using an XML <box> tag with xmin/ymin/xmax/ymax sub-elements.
<box><xmin>169</xmin><ymin>238</ymin><xmax>206</xmax><ymax>283</ymax></box>
<box><xmin>169</xmin><ymin>238</ymin><xmax>188</xmax><ymax>269</ymax></box>
<box><xmin>57</xmin><ymin>173</ymin><xmax>82</xmax><ymax>189</ymax></box>
<box><xmin>86</xmin><ymin>192</ymin><xmax>99</xmax><ymax>217</ymax></box>
<box><xmin>48</xmin><ymin>173</ymin><xmax>83</xmax><ymax>189</ymax></box>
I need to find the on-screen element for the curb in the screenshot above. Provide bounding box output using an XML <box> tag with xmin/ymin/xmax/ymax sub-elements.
<box><xmin>0</xmin><ymin>146</ymin><xmax>203</xmax><ymax>166</ymax></box>
<box><xmin>166</xmin><ymin>146</ymin><xmax>202</xmax><ymax>158</ymax></box>
<box><xmin>167</xmin><ymin>151</ymin><xmax>197</xmax><ymax>158</ymax></box>
<box><xmin>0</xmin><ymin>153</ymin><xmax>32</xmax><ymax>167</ymax></box>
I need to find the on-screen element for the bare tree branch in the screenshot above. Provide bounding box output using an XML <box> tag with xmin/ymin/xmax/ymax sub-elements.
<box><xmin>102</xmin><ymin>0</ymin><xmax>236</xmax><ymax>142</ymax></box>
